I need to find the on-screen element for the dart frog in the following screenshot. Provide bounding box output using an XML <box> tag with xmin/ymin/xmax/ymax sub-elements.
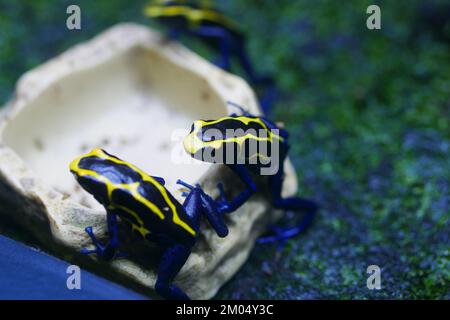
<box><xmin>144</xmin><ymin>0</ymin><xmax>276</xmax><ymax>113</ymax></box>
<box><xmin>70</xmin><ymin>148</ymin><xmax>228</xmax><ymax>300</ymax></box>
<box><xmin>183</xmin><ymin>102</ymin><xmax>319</xmax><ymax>244</ymax></box>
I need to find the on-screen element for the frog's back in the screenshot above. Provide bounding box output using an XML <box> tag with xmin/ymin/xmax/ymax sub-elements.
<box><xmin>70</xmin><ymin>148</ymin><xmax>196</xmax><ymax>245</ymax></box>
<box><xmin>187</xmin><ymin>115</ymin><xmax>287</xmax><ymax>170</ymax></box>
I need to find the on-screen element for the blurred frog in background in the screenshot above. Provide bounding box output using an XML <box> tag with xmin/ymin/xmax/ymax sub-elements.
<box><xmin>144</xmin><ymin>0</ymin><xmax>277</xmax><ymax>114</ymax></box>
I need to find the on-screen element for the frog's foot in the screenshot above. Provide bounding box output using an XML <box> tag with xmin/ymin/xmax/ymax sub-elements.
<box><xmin>177</xmin><ymin>179</ymin><xmax>207</xmax><ymax>196</ymax></box>
<box><xmin>177</xmin><ymin>180</ymin><xmax>191</xmax><ymax>199</ymax></box>
<box><xmin>177</xmin><ymin>179</ymin><xmax>198</xmax><ymax>198</ymax></box>
<box><xmin>257</xmin><ymin>211</ymin><xmax>315</xmax><ymax>248</ymax></box>
<box><xmin>81</xmin><ymin>226</ymin><xmax>121</xmax><ymax>261</ymax></box>
<box><xmin>178</xmin><ymin>179</ymin><xmax>209</xmax><ymax>204</ymax></box>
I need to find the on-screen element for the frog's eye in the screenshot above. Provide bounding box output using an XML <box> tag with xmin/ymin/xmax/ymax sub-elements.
<box><xmin>201</xmin><ymin>127</ymin><xmax>223</xmax><ymax>143</ymax></box>
<box><xmin>203</xmin><ymin>135</ymin><xmax>216</xmax><ymax>142</ymax></box>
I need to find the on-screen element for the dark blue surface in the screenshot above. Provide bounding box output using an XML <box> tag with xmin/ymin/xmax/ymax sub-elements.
<box><xmin>0</xmin><ymin>235</ymin><xmax>147</xmax><ymax>299</ymax></box>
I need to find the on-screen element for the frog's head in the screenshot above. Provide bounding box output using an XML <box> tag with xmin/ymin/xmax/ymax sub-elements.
<box><xmin>69</xmin><ymin>149</ymin><xmax>111</xmax><ymax>206</ymax></box>
<box><xmin>183</xmin><ymin>115</ymin><xmax>279</xmax><ymax>165</ymax></box>
<box><xmin>183</xmin><ymin>119</ymin><xmax>234</xmax><ymax>164</ymax></box>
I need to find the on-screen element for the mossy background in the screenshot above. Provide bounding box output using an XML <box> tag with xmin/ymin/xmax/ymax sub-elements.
<box><xmin>0</xmin><ymin>0</ymin><xmax>448</xmax><ymax>299</ymax></box>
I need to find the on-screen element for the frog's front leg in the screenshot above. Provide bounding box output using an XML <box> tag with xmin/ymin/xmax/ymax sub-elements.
<box><xmin>81</xmin><ymin>210</ymin><xmax>120</xmax><ymax>261</ymax></box>
<box><xmin>177</xmin><ymin>179</ymin><xmax>228</xmax><ymax>238</ymax></box>
<box><xmin>217</xmin><ymin>164</ymin><xmax>256</xmax><ymax>214</ymax></box>
<box><xmin>200</xmin><ymin>191</ymin><xmax>229</xmax><ymax>238</ymax></box>
<box><xmin>155</xmin><ymin>244</ymin><xmax>192</xmax><ymax>300</ymax></box>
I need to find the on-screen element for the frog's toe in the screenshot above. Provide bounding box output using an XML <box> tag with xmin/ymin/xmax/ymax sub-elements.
<box><xmin>176</xmin><ymin>179</ymin><xmax>194</xmax><ymax>190</ymax></box>
<box><xmin>84</xmin><ymin>226</ymin><xmax>103</xmax><ymax>246</ymax></box>
<box><xmin>84</xmin><ymin>226</ymin><xmax>96</xmax><ymax>238</ymax></box>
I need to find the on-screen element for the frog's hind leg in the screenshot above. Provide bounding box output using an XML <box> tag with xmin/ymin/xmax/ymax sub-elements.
<box><xmin>191</xmin><ymin>26</ymin><xmax>232</xmax><ymax>70</ymax></box>
<box><xmin>257</xmin><ymin>164</ymin><xmax>318</xmax><ymax>245</ymax></box>
<box><xmin>155</xmin><ymin>244</ymin><xmax>191</xmax><ymax>300</ymax></box>
<box><xmin>234</xmin><ymin>42</ymin><xmax>278</xmax><ymax>114</ymax></box>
